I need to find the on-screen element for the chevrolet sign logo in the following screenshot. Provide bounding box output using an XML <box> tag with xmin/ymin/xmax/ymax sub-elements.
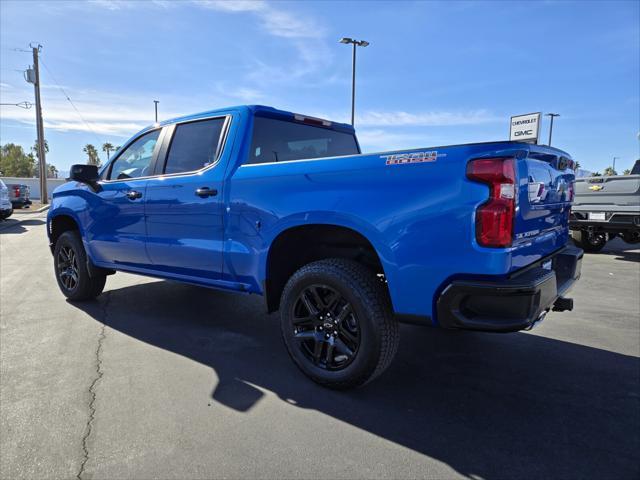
<box><xmin>589</xmin><ymin>185</ymin><xmax>604</xmax><ymax>191</ymax></box>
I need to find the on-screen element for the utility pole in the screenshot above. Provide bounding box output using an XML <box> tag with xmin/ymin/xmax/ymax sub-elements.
<box><xmin>545</xmin><ymin>113</ymin><xmax>560</xmax><ymax>146</ymax></box>
<box><xmin>613</xmin><ymin>156</ymin><xmax>620</xmax><ymax>174</ymax></box>
<box><xmin>27</xmin><ymin>45</ymin><xmax>48</xmax><ymax>204</ymax></box>
<box><xmin>339</xmin><ymin>38</ymin><xmax>369</xmax><ymax>126</ymax></box>
<box><xmin>154</xmin><ymin>100</ymin><xmax>159</xmax><ymax>123</ymax></box>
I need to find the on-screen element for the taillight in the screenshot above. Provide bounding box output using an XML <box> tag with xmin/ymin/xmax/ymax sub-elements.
<box><xmin>466</xmin><ymin>157</ymin><xmax>516</xmax><ymax>248</ymax></box>
<box><xmin>13</xmin><ymin>186</ymin><xmax>20</xmax><ymax>196</ymax></box>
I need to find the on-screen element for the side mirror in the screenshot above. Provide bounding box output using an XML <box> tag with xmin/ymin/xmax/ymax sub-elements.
<box><xmin>69</xmin><ymin>164</ymin><xmax>99</xmax><ymax>183</ymax></box>
<box><xmin>69</xmin><ymin>164</ymin><xmax>101</xmax><ymax>191</ymax></box>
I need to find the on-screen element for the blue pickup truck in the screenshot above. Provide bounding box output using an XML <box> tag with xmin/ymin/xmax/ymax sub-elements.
<box><xmin>48</xmin><ymin>105</ymin><xmax>582</xmax><ymax>388</ymax></box>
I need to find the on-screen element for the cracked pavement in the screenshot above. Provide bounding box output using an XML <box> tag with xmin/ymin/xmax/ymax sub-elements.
<box><xmin>1</xmin><ymin>215</ymin><xmax>639</xmax><ymax>479</ymax></box>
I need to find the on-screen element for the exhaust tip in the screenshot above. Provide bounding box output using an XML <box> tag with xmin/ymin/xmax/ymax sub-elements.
<box><xmin>553</xmin><ymin>297</ymin><xmax>574</xmax><ymax>312</ymax></box>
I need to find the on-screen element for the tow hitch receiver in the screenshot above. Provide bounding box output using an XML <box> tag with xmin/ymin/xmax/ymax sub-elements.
<box><xmin>553</xmin><ymin>297</ymin><xmax>574</xmax><ymax>312</ymax></box>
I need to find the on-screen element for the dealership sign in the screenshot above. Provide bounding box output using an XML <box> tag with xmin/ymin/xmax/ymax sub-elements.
<box><xmin>510</xmin><ymin>112</ymin><xmax>541</xmax><ymax>143</ymax></box>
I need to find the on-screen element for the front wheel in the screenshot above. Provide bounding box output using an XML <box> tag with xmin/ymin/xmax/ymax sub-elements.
<box><xmin>280</xmin><ymin>259</ymin><xmax>399</xmax><ymax>389</ymax></box>
<box><xmin>571</xmin><ymin>229</ymin><xmax>607</xmax><ymax>253</ymax></box>
<box><xmin>53</xmin><ymin>231</ymin><xmax>106</xmax><ymax>301</ymax></box>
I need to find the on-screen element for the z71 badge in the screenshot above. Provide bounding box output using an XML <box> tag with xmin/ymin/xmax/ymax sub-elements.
<box><xmin>382</xmin><ymin>151</ymin><xmax>442</xmax><ymax>165</ymax></box>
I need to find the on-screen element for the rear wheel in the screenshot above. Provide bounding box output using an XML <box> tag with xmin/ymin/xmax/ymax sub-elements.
<box><xmin>622</xmin><ymin>231</ymin><xmax>640</xmax><ymax>244</ymax></box>
<box><xmin>53</xmin><ymin>231</ymin><xmax>106</xmax><ymax>300</ymax></box>
<box><xmin>280</xmin><ymin>259</ymin><xmax>399</xmax><ymax>389</ymax></box>
<box><xmin>571</xmin><ymin>229</ymin><xmax>607</xmax><ymax>252</ymax></box>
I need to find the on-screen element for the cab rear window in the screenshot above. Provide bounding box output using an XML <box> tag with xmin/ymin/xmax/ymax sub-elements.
<box><xmin>247</xmin><ymin>116</ymin><xmax>359</xmax><ymax>165</ymax></box>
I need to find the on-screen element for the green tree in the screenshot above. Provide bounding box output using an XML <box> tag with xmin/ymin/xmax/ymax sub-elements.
<box><xmin>0</xmin><ymin>143</ymin><xmax>36</xmax><ymax>177</ymax></box>
<box><xmin>603</xmin><ymin>166</ymin><xmax>617</xmax><ymax>176</ymax></box>
<box><xmin>47</xmin><ymin>164</ymin><xmax>59</xmax><ymax>178</ymax></box>
<box><xmin>83</xmin><ymin>144</ymin><xmax>101</xmax><ymax>167</ymax></box>
<box><xmin>623</xmin><ymin>169</ymin><xmax>631</xmax><ymax>175</ymax></box>
<box><xmin>102</xmin><ymin>142</ymin><xmax>114</xmax><ymax>162</ymax></box>
<box><xmin>573</xmin><ymin>161</ymin><xmax>581</xmax><ymax>170</ymax></box>
<box><xmin>31</xmin><ymin>139</ymin><xmax>49</xmax><ymax>160</ymax></box>
<box><xmin>591</xmin><ymin>171</ymin><xmax>602</xmax><ymax>177</ymax></box>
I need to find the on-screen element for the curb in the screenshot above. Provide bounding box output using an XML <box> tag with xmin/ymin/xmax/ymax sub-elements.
<box><xmin>17</xmin><ymin>204</ymin><xmax>50</xmax><ymax>214</ymax></box>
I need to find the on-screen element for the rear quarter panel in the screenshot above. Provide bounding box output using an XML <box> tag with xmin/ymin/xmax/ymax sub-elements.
<box><xmin>226</xmin><ymin>142</ymin><xmax>535</xmax><ymax>320</ymax></box>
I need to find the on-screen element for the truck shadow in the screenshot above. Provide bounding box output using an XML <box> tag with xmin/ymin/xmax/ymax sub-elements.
<box><xmin>75</xmin><ymin>281</ymin><xmax>639</xmax><ymax>479</ymax></box>
<box><xmin>0</xmin><ymin>218</ymin><xmax>45</xmax><ymax>234</ymax></box>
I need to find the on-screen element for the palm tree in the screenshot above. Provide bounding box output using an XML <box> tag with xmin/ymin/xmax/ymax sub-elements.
<box><xmin>102</xmin><ymin>142</ymin><xmax>114</xmax><ymax>162</ymax></box>
<box><xmin>623</xmin><ymin>169</ymin><xmax>631</xmax><ymax>175</ymax></box>
<box><xmin>83</xmin><ymin>144</ymin><xmax>101</xmax><ymax>167</ymax></box>
<box><xmin>603</xmin><ymin>166</ymin><xmax>617</xmax><ymax>176</ymax></box>
<box><xmin>573</xmin><ymin>161</ymin><xmax>581</xmax><ymax>171</ymax></box>
<box><xmin>47</xmin><ymin>164</ymin><xmax>58</xmax><ymax>178</ymax></box>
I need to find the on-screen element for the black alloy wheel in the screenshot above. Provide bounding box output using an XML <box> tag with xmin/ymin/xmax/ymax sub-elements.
<box><xmin>280</xmin><ymin>258</ymin><xmax>399</xmax><ymax>389</ymax></box>
<box><xmin>57</xmin><ymin>245</ymin><xmax>80</xmax><ymax>291</ymax></box>
<box><xmin>291</xmin><ymin>284</ymin><xmax>360</xmax><ymax>371</ymax></box>
<box><xmin>53</xmin><ymin>230</ymin><xmax>106</xmax><ymax>300</ymax></box>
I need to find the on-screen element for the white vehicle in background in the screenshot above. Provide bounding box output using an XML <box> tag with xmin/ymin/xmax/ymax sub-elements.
<box><xmin>0</xmin><ymin>179</ymin><xmax>14</xmax><ymax>220</ymax></box>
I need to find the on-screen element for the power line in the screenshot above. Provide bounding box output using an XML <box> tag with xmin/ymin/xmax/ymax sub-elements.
<box><xmin>38</xmin><ymin>57</ymin><xmax>103</xmax><ymax>145</ymax></box>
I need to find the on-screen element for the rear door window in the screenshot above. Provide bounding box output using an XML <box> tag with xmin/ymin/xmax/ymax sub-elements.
<box><xmin>163</xmin><ymin>118</ymin><xmax>226</xmax><ymax>174</ymax></box>
<box><xmin>247</xmin><ymin>116</ymin><xmax>359</xmax><ymax>165</ymax></box>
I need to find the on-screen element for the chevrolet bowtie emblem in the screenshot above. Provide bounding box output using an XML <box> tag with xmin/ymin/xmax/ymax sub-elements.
<box><xmin>589</xmin><ymin>185</ymin><xmax>603</xmax><ymax>191</ymax></box>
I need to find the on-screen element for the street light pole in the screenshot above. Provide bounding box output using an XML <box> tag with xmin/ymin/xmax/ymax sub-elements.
<box><xmin>339</xmin><ymin>37</ymin><xmax>369</xmax><ymax>126</ymax></box>
<box><xmin>545</xmin><ymin>113</ymin><xmax>560</xmax><ymax>146</ymax></box>
<box><xmin>154</xmin><ymin>100</ymin><xmax>159</xmax><ymax>123</ymax></box>
<box><xmin>613</xmin><ymin>156</ymin><xmax>620</xmax><ymax>174</ymax></box>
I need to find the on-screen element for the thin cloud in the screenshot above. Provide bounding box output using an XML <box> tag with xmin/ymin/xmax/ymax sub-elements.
<box><xmin>357</xmin><ymin>110</ymin><xmax>499</xmax><ymax>127</ymax></box>
<box><xmin>195</xmin><ymin>0</ymin><xmax>324</xmax><ymax>39</ymax></box>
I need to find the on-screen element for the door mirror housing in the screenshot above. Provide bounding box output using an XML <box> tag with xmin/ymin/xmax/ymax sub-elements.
<box><xmin>69</xmin><ymin>164</ymin><xmax>101</xmax><ymax>191</ymax></box>
<box><xmin>69</xmin><ymin>164</ymin><xmax>99</xmax><ymax>183</ymax></box>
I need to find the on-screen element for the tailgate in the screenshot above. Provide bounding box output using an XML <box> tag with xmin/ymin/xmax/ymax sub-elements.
<box><xmin>511</xmin><ymin>149</ymin><xmax>575</xmax><ymax>269</ymax></box>
<box><xmin>573</xmin><ymin>175</ymin><xmax>640</xmax><ymax>211</ymax></box>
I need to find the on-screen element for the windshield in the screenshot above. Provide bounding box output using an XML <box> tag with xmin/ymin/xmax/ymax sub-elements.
<box><xmin>247</xmin><ymin>116</ymin><xmax>359</xmax><ymax>165</ymax></box>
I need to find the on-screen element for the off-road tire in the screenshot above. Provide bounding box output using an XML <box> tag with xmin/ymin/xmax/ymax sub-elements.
<box><xmin>280</xmin><ymin>258</ymin><xmax>399</xmax><ymax>389</ymax></box>
<box><xmin>571</xmin><ymin>229</ymin><xmax>607</xmax><ymax>253</ymax></box>
<box><xmin>53</xmin><ymin>230</ymin><xmax>106</xmax><ymax>300</ymax></box>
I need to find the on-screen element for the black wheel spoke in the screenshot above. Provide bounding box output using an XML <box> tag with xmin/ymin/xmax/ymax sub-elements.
<box><xmin>334</xmin><ymin>338</ymin><xmax>354</xmax><ymax>357</ymax></box>
<box><xmin>312</xmin><ymin>339</ymin><xmax>324</xmax><ymax>364</ymax></box>
<box><xmin>309</xmin><ymin>286</ymin><xmax>324</xmax><ymax>310</ymax></box>
<box><xmin>324</xmin><ymin>340</ymin><xmax>335</xmax><ymax>365</ymax></box>
<box><xmin>336</xmin><ymin>303</ymin><xmax>352</xmax><ymax>323</ymax></box>
<box><xmin>338</xmin><ymin>324</ymin><xmax>358</xmax><ymax>348</ymax></box>
<box><xmin>291</xmin><ymin>283</ymin><xmax>360</xmax><ymax>371</ymax></box>
<box><xmin>300</xmin><ymin>291</ymin><xmax>319</xmax><ymax>316</ymax></box>
<box><xmin>292</xmin><ymin>315</ymin><xmax>315</xmax><ymax>327</ymax></box>
<box><xmin>294</xmin><ymin>330</ymin><xmax>316</xmax><ymax>341</ymax></box>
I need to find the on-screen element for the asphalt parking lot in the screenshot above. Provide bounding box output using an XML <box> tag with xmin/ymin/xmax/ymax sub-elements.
<box><xmin>1</xmin><ymin>213</ymin><xmax>638</xmax><ymax>480</ymax></box>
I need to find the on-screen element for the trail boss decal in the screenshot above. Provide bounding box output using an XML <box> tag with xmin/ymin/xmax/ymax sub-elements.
<box><xmin>382</xmin><ymin>151</ymin><xmax>444</xmax><ymax>165</ymax></box>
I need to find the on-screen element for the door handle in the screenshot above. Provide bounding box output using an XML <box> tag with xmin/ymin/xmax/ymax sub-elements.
<box><xmin>126</xmin><ymin>190</ymin><xmax>142</xmax><ymax>200</ymax></box>
<box><xmin>195</xmin><ymin>187</ymin><xmax>218</xmax><ymax>198</ymax></box>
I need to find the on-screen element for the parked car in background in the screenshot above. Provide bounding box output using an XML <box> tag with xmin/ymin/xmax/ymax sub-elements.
<box><xmin>0</xmin><ymin>179</ymin><xmax>13</xmax><ymax>220</ymax></box>
<box><xmin>47</xmin><ymin>105</ymin><xmax>582</xmax><ymax>388</ymax></box>
<box><xmin>7</xmin><ymin>183</ymin><xmax>31</xmax><ymax>209</ymax></box>
<box><xmin>570</xmin><ymin>160</ymin><xmax>640</xmax><ymax>251</ymax></box>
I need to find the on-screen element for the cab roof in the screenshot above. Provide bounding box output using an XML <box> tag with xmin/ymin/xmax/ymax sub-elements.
<box><xmin>158</xmin><ymin>105</ymin><xmax>355</xmax><ymax>134</ymax></box>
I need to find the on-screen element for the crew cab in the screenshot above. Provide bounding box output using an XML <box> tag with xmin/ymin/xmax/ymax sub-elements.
<box><xmin>47</xmin><ymin>105</ymin><xmax>582</xmax><ymax>388</ymax></box>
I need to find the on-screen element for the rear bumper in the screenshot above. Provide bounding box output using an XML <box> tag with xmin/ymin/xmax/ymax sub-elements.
<box><xmin>570</xmin><ymin>212</ymin><xmax>640</xmax><ymax>232</ymax></box>
<box><xmin>437</xmin><ymin>245</ymin><xmax>583</xmax><ymax>332</ymax></box>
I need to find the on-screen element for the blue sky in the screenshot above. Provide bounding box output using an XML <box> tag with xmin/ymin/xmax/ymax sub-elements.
<box><xmin>1</xmin><ymin>0</ymin><xmax>638</xmax><ymax>174</ymax></box>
